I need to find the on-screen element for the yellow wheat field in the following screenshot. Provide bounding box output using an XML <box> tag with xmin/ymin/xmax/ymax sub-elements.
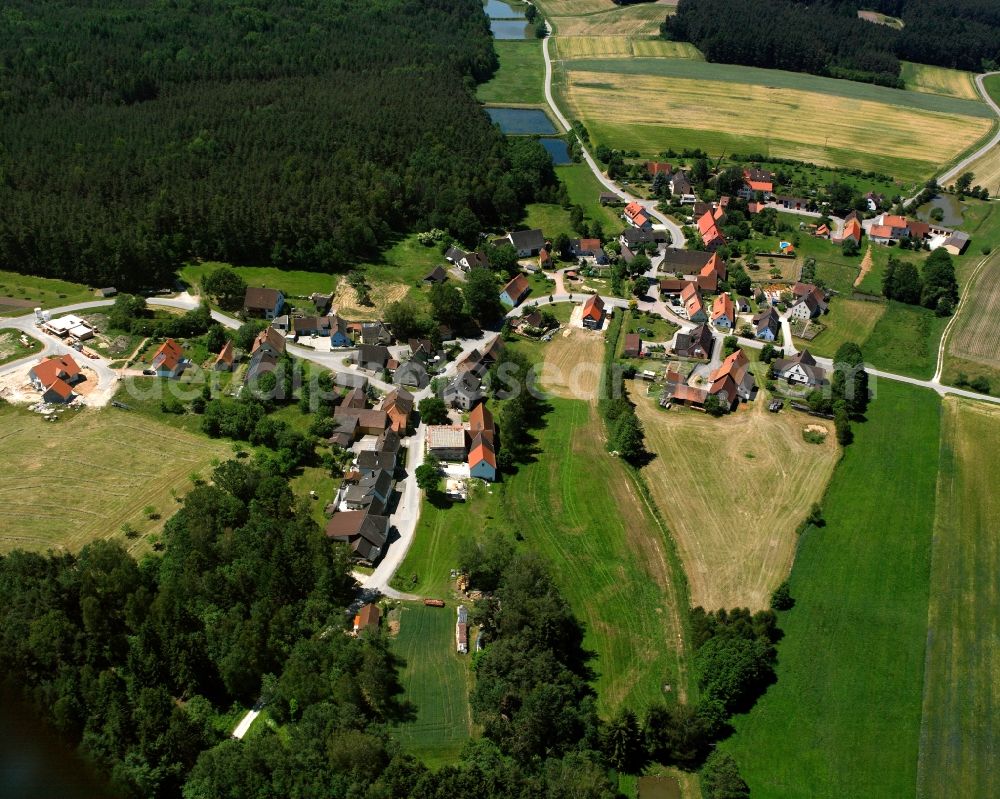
<box><xmin>565</xmin><ymin>71</ymin><xmax>992</xmax><ymax>169</ymax></box>
<box><xmin>554</xmin><ymin>5</ymin><xmax>666</xmax><ymax>36</ymax></box>
<box><xmin>965</xmin><ymin>145</ymin><xmax>1000</xmax><ymax>199</ymax></box>
<box><xmin>631</xmin><ymin>39</ymin><xmax>702</xmax><ymax>58</ymax></box>
<box><xmin>901</xmin><ymin>61</ymin><xmax>980</xmax><ymax>101</ymax></box>
<box><xmin>556</xmin><ymin>35</ymin><xmax>634</xmax><ymax>59</ymax></box>
<box><xmin>540</xmin><ymin>0</ymin><xmax>619</xmax><ymax>16</ymax></box>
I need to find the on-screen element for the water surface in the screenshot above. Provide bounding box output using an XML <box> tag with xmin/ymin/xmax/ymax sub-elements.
<box><xmin>486</xmin><ymin>107</ymin><xmax>556</xmax><ymax>134</ymax></box>
<box><xmin>540</xmin><ymin>137</ymin><xmax>571</xmax><ymax>164</ymax></box>
<box><xmin>490</xmin><ymin>19</ymin><xmax>532</xmax><ymax>39</ymax></box>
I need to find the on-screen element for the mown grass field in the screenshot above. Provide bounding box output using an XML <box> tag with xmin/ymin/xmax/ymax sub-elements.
<box><xmin>392</xmin><ymin>603</ymin><xmax>475</xmax><ymax>767</ymax></box>
<box><xmin>0</xmin><ymin>405</ymin><xmax>230</xmax><ymax>555</ymax></box>
<box><xmin>630</xmin><ymin>382</ymin><xmax>839</xmax><ymax>610</ymax></box>
<box><xmin>540</xmin><ymin>326</ymin><xmax>605</xmax><ymax>399</ymax></box>
<box><xmin>863</xmin><ymin>301</ymin><xmax>948</xmax><ymax>379</ymax></box>
<box><xmin>943</xmin><ymin>251</ymin><xmax>1000</xmax><ymax>393</ymax></box>
<box><xmin>0</xmin><ymin>270</ymin><xmax>95</xmax><ymax>316</ymax></box>
<box><xmin>504</xmin><ymin>396</ymin><xmax>693</xmax><ymax>709</ymax></box>
<box><xmin>725</xmin><ymin>381</ymin><xmax>941</xmax><ymax>798</ymax></box>
<box><xmin>917</xmin><ymin>398</ymin><xmax>1000</xmax><ymax>799</ymax></box>
<box><xmin>952</xmin><ymin>74</ymin><xmax>1000</xmax><ymax>197</ymax></box>
<box><xmin>560</xmin><ymin>59</ymin><xmax>991</xmax><ymax>181</ymax></box>
<box><xmin>557</xmin><ymin>162</ymin><xmax>626</xmax><ymax>232</ymax></box>
<box><xmin>796</xmin><ymin>297</ymin><xmax>884</xmax><ymax>359</ymax></box>
<box><xmin>477</xmin><ymin>40</ymin><xmax>545</xmax><ymax>105</ymax></box>
<box><xmin>901</xmin><ymin>61</ymin><xmax>980</xmax><ymax>101</ymax></box>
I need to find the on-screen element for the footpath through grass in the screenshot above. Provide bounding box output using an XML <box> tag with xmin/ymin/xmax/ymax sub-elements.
<box><xmin>725</xmin><ymin>380</ymin><xmax>941</xmax><ymax>798</ymax></box>
<box><xmin>917</xmin><ymin>398</ymin><xmax>1000</xmax><ymax>799</ymax></box>
<box><xmin>392</xmin><ymin>603</ymin><xmax>475</xmax><ymax>767</ymax></box>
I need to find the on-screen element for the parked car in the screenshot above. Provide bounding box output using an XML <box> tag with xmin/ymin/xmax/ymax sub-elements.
<box><xmin>142</xmin><ymin>368</ymin><xmax>156</xmax><ymax>375</ymax></box>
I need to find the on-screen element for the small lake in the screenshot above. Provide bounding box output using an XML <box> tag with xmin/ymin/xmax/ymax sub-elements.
<box><xmin>487</xmin><ymin>107</ymin><xmax>556</xmax><ymax>134</ymax></box>
<box><xmin>540</xmin><ymin>137</ymin><xmax>571</xmax><ymax>164</ymax></box>
<box><xmin>484</xmin><ymin>0</ymin><xmax>525</xmax><ymax>18</ymax></box>
<box><xmin>916</xmin><ymin>194</ymin><xmax>963</xmax><ymax>227</ymax></box>
<box><xmin>490</xmin><ymin>19</ymin><xmax>532</xmax><ymax>39</ymax></box>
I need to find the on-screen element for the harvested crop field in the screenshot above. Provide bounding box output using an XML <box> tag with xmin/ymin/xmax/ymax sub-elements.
<box><xmin>557</xmin><ymin>36</ymin><xmax>702</xmax><ymax>60</ymax></box>
<box><xmin>901</xmin><ymin>61</ymin><xmax>980</xmax><ymax>101</ymax></box>
<box><xmin>0</xmin><ymin>405</ymin><xmax>230</xmax><ymax>555</ymax></box>
<box><xmin>562</xmin><ymin>59</ymin><xmax>992</xmax><ymax>180</ymax></box>
<box><xmin>630</xmin><ymin>381</ymin><xmax>839</xmax><ymax>610</ymax></box>
<box><xmin>540</xmin><ymin>326</ymin><xmax>605</xmax><ymax>400</ymax></box>
<box><xmin>947</xmin><ymin>252</ymin><xmax>1000</xmax><ymax>365</ymax></box>
<box><xmin>963</xmin><ymin>75</ymin><xmax>1000</xmax><ymax>199</ymax></box>
<box><xmin>551</xmin><ymin>5</ymin><xmax>666</xmax><ymax>36</ymax></box>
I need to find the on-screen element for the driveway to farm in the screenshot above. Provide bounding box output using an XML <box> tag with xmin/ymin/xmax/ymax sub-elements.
<box><xmin>935</xmin><ymin>71</ymin><xmax>1000</xmax><ymax>189</ymax></box>
<box><xmin>541</xmin><ymin>24</ymin><xmax>686</xmax><ymax>249</ymax></box>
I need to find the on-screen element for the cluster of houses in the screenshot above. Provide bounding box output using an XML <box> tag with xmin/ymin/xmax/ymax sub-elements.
<box><xmin>427</xmin><ymin>401</ymin><xmax>498</xmax><ymax>483</ymax></box>
<box><xmin>867</xmin><ymin>213</ymin><xmax>970</xmax><ymax>254</ymax></box>
<box><xmin>661</xmin><ymin>348</ymin><xmax>757</xmax><ymax>412</ymax></box>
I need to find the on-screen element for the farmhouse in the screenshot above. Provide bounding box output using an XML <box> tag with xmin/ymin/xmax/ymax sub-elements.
<box><xmin>213</xmin><ymin>341</ymin><xmax>235</xmax><ymax>371</ymax></box>
<box><xmin>659</xmin><ymin>278</ymin><xmax>686</xmax><ymax>297</ymax></box>
<box><xmin>581</xmin><ymin>294</ymin><xmax>607</xmax><ymax>329</ymax></box>
<box><xmin>623</xmin><ymin>201</ymin><xmax>652</xmax><ymax>230</ymax></box>
<box><xmin>29</xmin><ymin>354</ymin><xmax>82</xmax><ymax>403</ymax></box>
<box><xmin>681</xmin><ymin>283</ymin><xmax>707</xmax><ymax>323</ymax></box>
<box><xmin>380</xmin><ymin>387</ymin><xmax>414</xmax><ymax>433</ymax></box>
<box><xmin>774</xmin><ymin>349</ymin><xmax>826</xmax><ymax>387</ymax></box>
<box><xmin>325</xmin><ymin>512</ymin><xmax>388</xmax><ymax>564</ymax></box>
<box><xmin>344</xmin><ymin>469</ymin><xmax>394</xmax><ymax>515</ymax></box>
<box><xmin>623</xmin><ymin>333</ymin><xmax>642</xmax><ymax>358</ymax></box>
<box><xmin>753</xmin><ymin>307</ymin><xmax>781</xmax><ymax>341</ymax></box>
<box><xmin>662</xmin><ymin>382</ymin><xmax>709</xmax><ymax>409</ymax></box>
<box><xmin>739</xmin><ymin>167</ymin><xmax>774</xmax><ymax>198</ymax></box>
<box><xmin>940</xmin><ymin>231</ymin><xmax>970</xmax><ymax>255</ymax></box>
<box><xmin>469</xmin><ymin>402</ymin><xmax>495</xmax><ymax>443</ymax></box>
<box><xmin>789</xmin><ymin>283</ymin><xmax>828</xmax><ymax>320</ymax></box>
<box><xmin>355</xmin><ymin>344</ymin><xmax>391</xmax><ymax>370</ymax></box>
<box><xmin>711</xmin><ymin>293</ymin><xmax>735</xmax><ymax>330</ymax></box>
<box><xmin>341</xmin><ymin>385</ymin><xmax>367</xmax><ymax>410</ymax></box>
<box><xmin>711</xmin><ymin>349</ymin><xmax>756</xmax><ymax>406</ymax></box>
<box><xmin>500</xmin><ymin>274</ymin><xmax>531</xmax><ymax>307</ymax></box>
<box><xmin>696</xmin><ymin>210</ymin><xmax>726</xmax><ymax>251</ymax></box>
<box><xmin>357</xmin><ymin>449</ymin><xmax>396</xmax><ymax>479</ymax></box>
<box><xmin>673</xmin><ymin>324</ymin><xmax>713</xmax><ymax>359</ymax></box>
<box><xmin>252</xmin><ymin>326</ymin><xmax>286</xmax><ymax>357</ymax></box>
<box><xmin>427</xmin><ymin>426</ymin><xmax>467</xmax><ymax>461</ymax></box>
<box><xmin>294</xmin><ymin>316</ymin><xmax>332</xmax><ymax>337</ymax></box>
<box><xmin>353</xmin><ymin>603</ymin><xmax>381</xmax><ymax>634</ymax></box>
<box><xmin>361</xmin><ymin>321</ymin><xmax>392</xmax><ymax>346</ymax></box>
<box><xmin>445</xmin><ymin>246</ymin><xmax>490</xmax><ymax>271</ymax></box>
<box><xmin>620</xmin><ymin>228</ymin><xmax>667</xmax><ymax>249</ymax></box>
<box><xmin>443</xmin><ymin>372</ymin><xmax>483</xmax><ymax>410</ymax></box>
<box><xmin>571</xmin><ymin>238</ymin><xmax>608</xmax><ymax>264</ymax></box>
<box><xmin>646</xmin><ymin>161</ymin><xmax>672</xmax><ymax>177</ymax></box>
<box><xmin>245</xmin><ymin>351</ymin><xmax>277</xmax><ymax>386</ymax></box>
<box><xmin>151</xmin><ymin>338</ymin><xmax>187</xmax><ymax>378</ymax></box>
<box><xmin>670</xmin><ymin>170</ymin><xmax>693</xmax><ymax>199</ymax></box>
<box><xmin>243</xmin><ymin>287</ymin><xmax>284</xmax><ymax>320</ymax></box>
<box><xmin>506</xmin><ymin>229</ymin><xmax>545</xmax><ymax>257</ymax></box>
<box><xmin>328</xmin><ymin>315</ymin><xmax>353</xmax><ymax>348</ymax></box>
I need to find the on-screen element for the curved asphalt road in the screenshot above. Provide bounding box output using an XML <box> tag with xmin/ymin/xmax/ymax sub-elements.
<box><xmin>541</xmin><ymin>25</ymin><xmax>686</xmax><ymax>248</ymax></box>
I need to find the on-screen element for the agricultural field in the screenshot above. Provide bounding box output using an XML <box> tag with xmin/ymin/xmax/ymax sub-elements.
<box><xmin>917</xmin><ymin>399</ymin><xmax>1000</xmax><ymax>799</ymax></box>
<box><xmin>0</xmin><ymin>404</ymin><xmax>230</xmax><ymax>555</ymax></box>
<box><xmin>795</xmin><ymin>296</ymin><xmax>884</xmax><ymax>359</ymax></box>
<box><xmin>862</xmin><ymin>301</ymin><xmax>948</xmax><ymax>379</ymax></box>
<box><xmin>476</xmin><ymin>40</ymin><xmax>546</xmax><ymax>105</ymax></box>
<box><xmin>392</xmin><ymin>603</ymin><xmax>475</xmax><ymax>767</ymax></box>
<box><xmin>0</xmin><ymin>270</ymin><xmax>95</xmax><ymax>316</ymax></box>
<box><xmin>0</xmin><ymin>329</ymin><xmax>43</xmax><ymax>367</ymax></box>
<box><xmin>963</xmin><ymin>75</ymin><xmax>1000</xmax><ymax>199</ymax></box>
<box><xmin>630</xmin><ymin>383</ymin><xmax>839</xmax><ymax>610</ymax></box>
<box><xmin>943</xmin><ymin>250</ymin><xmax>1000</xmax><ymax>391</ymax></box>
<box><xmin>504</xmin><ymin>396</ymin><xmax>692</xmax><ymax>710</ymax></box>
<box><xmin>549</xmin><ymin>4</ymin><xmax>667</xmax><ymax>37</ymax></box>
<box><xmin>725</xmin><ymin>381</ymin><xmax>941</xmax><ymax>798</ymax></box>
<box><xmin>539</xmin><ymin>326</ymin><xmax>605</xmax><ymax>400</ymax></box>
<box><xmin>556</xmin><ymin>36</ymin><xmax>700</xmax><ymax>60</ymax></box>
<box><xmin>559</xmin><ymin>58</ymin><xmax>992</xmax><ymax>181</ymax></box>
<box><xmin>900</xmin><ymin>61</ymin><xmax>980</xmax><ymax>101</ymax></box>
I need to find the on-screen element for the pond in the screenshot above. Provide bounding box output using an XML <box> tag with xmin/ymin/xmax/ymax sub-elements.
<box><xmin>490</xmin><ymin>19</ymin><xmax>532</xmax><ymax>39</ymax></box>
<box><xmin>916</xmin><ymin>194</ymin><xmax>963</xmax><ymax>227</ymax></box>
<box><xmin>0</xmin><ymin>689</ymin><xmax>120</xmax><ymax>799</ymax></box>
<box><xmin>540</xmin><ymin>137</ymin><xmax>571</xmax><ymax>164</ymax></box>
<box><xmin>487</xmin><ymin>106</ymin><xmax>556</xmax><ymax>134</ymax></box>
<box><xmin>484</xmin><ymin>0</ymin><xmax>525</xmax><ymax>18</ymax></box>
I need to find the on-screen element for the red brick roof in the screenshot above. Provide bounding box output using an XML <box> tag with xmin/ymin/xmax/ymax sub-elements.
<box><xmin>469</xmin><ymin>402</ymin><xmax>495</xmax><ymax>438</ymax></box>
<box><xmin>469</xmin><ymin>433</ymin><xmax>496</xmax><ymax>470</ymax></box>
<box><xmin>31</xmin><ymin>354</ymin><xmax>80</xmax><ymax>386</ymax></box>
<box><xmin>152</xmin><ymin>338</ymin><xmax>183</xmax><ymax>371</ymax></box>
<box><xmin>712</xmin><ymin>293</ymin><xmax>734</xmax><ymax>322</ymax></box>
<box><xmin>214</xmin><ymin>340</ymin><xmax>234</xmax><ymax>367</ymax></box>
<box><xmin>697</xmin><ymin>211</ymin><xmax>725</xmax><ymax>248</ymax></box>
<box><xmin>624</xmin><ymin>201</ymin><xmax>644</xmax><ymax>220</ymax></box>
<box><xmin>502</xmin><ymin>273</ymin><xmax>530</xmax><ymax>301</ymax></box>
<box><xmin>582</xmin><ymin>293</ymin><xmax>605</xmax><ymax>321</ymax></box>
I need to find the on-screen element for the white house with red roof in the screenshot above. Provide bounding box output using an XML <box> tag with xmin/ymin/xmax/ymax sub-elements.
<box><xmin>739</xmin><ymin>168</ymin><xmax>774</xmax><ymax>199</ymax></box>
<box><xmin>623</xmin><ymin>201</ymin><xmax>652</xmax><ymax>230</ymax></box>
<box><xmin>697</xmin><ymin>211</ymin><xmax>726</xmax><ymax>251</ymax></box>
<box><xmin>151</xmin><ymin>338</ymin><xmax>188</xmax><ymax>378</ymax></box>
<box><xmin>28</xmin><ymin>354</ymin><xmax>82</xmax><ymax>403</ymax></box>
<box><xmin>581</xmin><ymin>294</ymin><xmax>607</xmax><ymax>329</ymax></box>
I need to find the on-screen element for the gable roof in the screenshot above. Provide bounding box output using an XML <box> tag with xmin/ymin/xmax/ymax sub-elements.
<box><xmin>244</xmin><ymin>286</ymin><xmax>282</xmax><ymax>310</ymax></box>
<box><xmin>469</xmin><ymin>433</ymin><xmax>496</xmax><ymax>470</ymax></box>
<box><xmin>469</xmin><ymin>402</ymin><xmax>495</xmax><ymax>438</ymax></box>
<box><xmin>152</xmin><ymin>338</ymin><xmax>184</xmax><ymax>370</ymax></box>
<box><xmin>31</xmin><ymin>353</ymin><xmax>80</xmax><ymax>386</ymax></box>
<box><xmin>582</xmin><ymin>293</ymin><xmax>605</xmax><ymax>321</ymax></box>
<box><xmin>357</xmin><ymin>344</ymin><xmax>390</xmax><ymax>367</ymax></box>
<box><xmin>624</xmin><ymin>333</ymin><xmax>641</xmax><ymax>355</ymax></box>
<box><xmin>252</xmin><ymin>327</ymin><xmax>286</xmax><ymax>355</ymax></box>
<box><xmin>501</xmin><ymin>273</ymin><xmax>530</xmax><ymax>301</ymax></box>
<box><xmin>743</xmin><ymin>167</ymin><xmax>774</xmax><ymax>192</ymax></box>
<box><xmin>697</xmin><ymin>211</ymin><xmax>725</xmax><ymax>247</ymax></box>
<box><xmin>214</xmin><ymin>340</ymin><xmax>234</xmax><ymax>368</ymax></box>
<box><xmin>753</xmin><ymin>306</ymin><xmax>780</xmax><ymax>334</ymax></box>
<box><xmin>624</xmin><ymin>201</ymin><xmax>644</xmax><ymax>220</ymax></box>
<box><xmin>712</xmin><ymin>293</ymin><xmax>734</xmax><ymax>322</ymax></box>
<box><xmin>508</xmin><ymin>229</ymin><xmax>545</xmax><ymax>250</ymax></box>
<box><xmin>674</xmin><ymin>323</ymin><xmax>713</xmax><ymax>356</ymax></box>
<box><xmin>424</xmin><ymin>265</ymin><xmax>448</xmax><ymax>283</ymax></box>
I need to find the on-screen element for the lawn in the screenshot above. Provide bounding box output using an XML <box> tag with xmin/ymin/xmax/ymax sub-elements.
<box><xmin>523</xmin><ymin>202</ymin><xmax>576</xmax><ymax>241</ymax></box>
<box><xmin>862</xmin><ymin>301</ymin><xmax>948</xmax><ymax>379</ymax></box>
<box><xmin>557</xmin><ymin>162</ymin><xmax>626</xmax><ymax>233</ymax></box>
<box><xmin>0</xmin><ymin>270</ymin><xmax>95</xmax><ymax>316</ymax></box>
<box><xmin>0</xmin><ymin>404</ymin><xmax>230</xmax><ymax>555</ymax></box>
<box><xmin>796</xmin><ymin>296</ymin><xmax>884</xmax><ymax>359</ymax></box>
<box><xmin>623</xmin><ymin>311</ymin><xmax>679</xmax><ymax>344</ymax></box>
<box><xmin>392</xmin><ymin>602</ymin><xmax>475</xmax><ymax>767</ymax></box>
<box><xmin>917</xmin><ymin>398</ymin><xmax>1000</xmax><ymax>799</ymax></box>
<box><xmin>476</xmin><ymin>40</ymin><xmax>546</xmax><ymax>105</ymax></box>
<box><xmin>560</xmin><ymin>59</ymin><xmax>992</xmax><ymax>181</ymax></box>
<box><xmin>725</xmin><ymin>380</ymin><xmax>941</xmax><ymax>798</ymax></box>
<box><xmin>900</xmin><ymin>61</ymin><xmax>980</xmax><ymax>101</ymax></box>
<box><xmin>0</xmin><ymin>329</ymin><xmax>43</xmax><ymax>367</ymax></box>
<box><xmin>630</xmin><ymin>382</ymin><xmax>839</xmax><ymax>610</ymax></box>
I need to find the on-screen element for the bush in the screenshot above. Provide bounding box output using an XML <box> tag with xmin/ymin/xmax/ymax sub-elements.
<box><xmin>160</xmin><ymin>396</ymin><xmax>185</xmax><ymax>414</ymax></box>
<box><xmin>970</xmin><ymin>376</ymin><xmax>991</xmax><ymax>394</ymax></box>
<box><xmin>770</xmin><ymin>581</ymin><xmax>794</xmax><ymax>611</ymax></box>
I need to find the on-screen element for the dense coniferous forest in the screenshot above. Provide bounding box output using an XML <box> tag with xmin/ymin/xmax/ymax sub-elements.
<box><xmin>664</xmin><ymin>0</ymin><xmax>1000</xmax><ymax>87</ymax></box>
<box><xmin>0</xmin><ymin>0</ymin><xmax>558</xmax><ymax>289</ymax></box>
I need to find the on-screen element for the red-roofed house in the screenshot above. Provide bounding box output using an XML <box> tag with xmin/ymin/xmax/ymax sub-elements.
<box><xmin>624</xmin><ymin>201</ymin><xmax>652</xmax><ymax>230</ymax></box>
<box><xmin>697</xmin><ymin>252</ymin><xmax>727</xmax><ymax>292</ymax></box>
<box><xmin>500</xmin><ymin>273</ymin><xmax>531</xmax><ymax>307</ymax></box>
<box><xmin>468</xmin><ymin>433</ymin><xmax>497</xmax><ymax>482</ymax></box>
<box><xmin>681</xmin><ymin>283</ymin><xmax>707</xmax><ymax>323</ymax></box>
<box><xmin>710</xmin><ymin>349</ymin><xmax>756</xmax><ymax>407</ymax></box>
<box><xmin>697</xmin><ymin>211</ymin><xmax>726</xmax><ymax>251</ymax></box>
<box><xmin>646</xmin><ymin>161</ymin><xmax>672</xmax><ymax>177</ymax></box>
<box><xmin>711</xmin><ymin>293</ymin><xmax>735</xmax><ymax>329</ymax></box>
<box><xmin>739</xmin><ymin>168</ymin><xmax>774</xmax><ymax>198</ymax></box>
<box><xmin>213</xmin><ymin>341</ymin><xmax>235</xmax><ymax>371</ymax></box>
<box><xmin>29</xmin><ymin>354</ymin><xmax>82</xmax><ymax>403</ymax></box>
<box><xmin>151</xmin><ymin>338</ymin><xmax>187</xmax><ymax>378</ymax></box>
<box><xmin>581</xmin><ymin>294</ymin><xmax>606</xmax><ymax>329</ymax></box>
<box><xmin>839</xmin><ymin>214</ymin><xmax>863</xmax><ymax>244</ymax></box>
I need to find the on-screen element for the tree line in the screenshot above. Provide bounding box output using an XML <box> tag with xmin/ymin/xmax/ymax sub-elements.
<box><xmin>663</xmin><ymin>0</ymin><xmax>1000</xmax><ymax>87</ymax></box>
<box><xmin>0</xmin><ymin>0</ymin><xmax>558</xmax><ymax>290</ymax></box>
